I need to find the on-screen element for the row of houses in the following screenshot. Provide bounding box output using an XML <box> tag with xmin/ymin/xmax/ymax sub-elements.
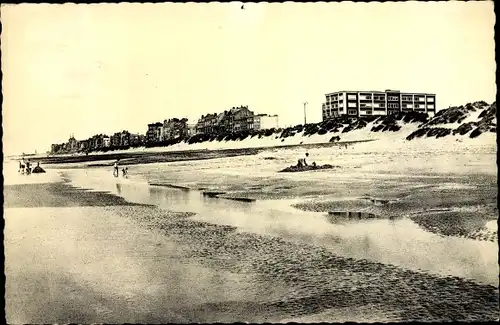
<box><xmin>146</xmin><ymin>118</ymin><xmax>194</xmax><ymax>144</ymax></box>
<box><xmin>145</xmin><ymin>106</ymin><xmax>279</xmax><ymax>143</ymax></box>
<box><xmin>51</xmin><ymin>131</ymin><xmax>146</xmax><ymax>155</ymax></box>
<box><xmin>51</xmin><ymin>88</ymin><xmax>438</xmax><ymax>154</ymax></box>
<box><xmin>50</xmin><ymin>106</ymin><xmax>279</xmax><ymax>154</ymax></box>
<box><xmin>195</xmin><ymin>106</ymin><xmax>279</xmax><ymax>136</ymax></box>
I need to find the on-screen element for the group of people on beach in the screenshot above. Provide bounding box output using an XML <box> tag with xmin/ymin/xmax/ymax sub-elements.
<box><xmin>18</xmin><ymin>158</ymin><xmax>44</xmax><ymax>175</ymax></box>
<box><xmin>296</xmin><ymin>152</ymin><xmax>317</xmax><ymax>168</ymax></box>
<box><xmin>18</xmin><ymin>158</ymin><xmax>32</xmax><ymax>175</ymax></box>
<box><xmin>294</xmin><ymin>143</ymin><xmax>349</xmax><ymax>168</ymax></box>
<box><xmin>113</xmin><ymin>159</ymin><xmax>128</xmax><ymax>178</ymax></box>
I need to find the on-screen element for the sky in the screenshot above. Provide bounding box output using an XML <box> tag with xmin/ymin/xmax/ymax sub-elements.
<box><xmin>1</xmin><ymin>2</ymin><xmax>496</xmax><ymax>155</ymax></box>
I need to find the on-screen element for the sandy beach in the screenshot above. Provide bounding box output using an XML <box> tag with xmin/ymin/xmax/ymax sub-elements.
<box><xmin>4</xmin><ymin>139</ymin><xmax>499</xmax><ymax>323</ymax></box>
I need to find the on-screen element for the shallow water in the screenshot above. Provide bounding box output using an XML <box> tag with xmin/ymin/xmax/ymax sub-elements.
<box><xmin>5</xmin><ymin>207</ymin><xmax>296</xmax><ymax>323</ymax></box>
<box><xmin>60</xmin><ymin>160</ymin><xmax>499</xmax><ymax>286</ymax></box>
<box><xmin>5</xmin><ymin>146</ymin><xmax>499</xmax><ymax>322</ymax></box>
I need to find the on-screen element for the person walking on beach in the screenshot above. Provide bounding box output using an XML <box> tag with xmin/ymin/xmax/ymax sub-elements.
<box><xmin>113</xmin><ymin>159</ymin><xmax>120</xmax><ymax>177</ymax></box>
<box><xmin>25</xmin><ymin>159</ymin><xmax>32</xmax><ymax>175</ymax></box>
<box><xmin>122</xmin><ymin>167</ymin><xmax>128</xmax><ymax>177</ymax></box>
<box><xmin>20</xmin><ymin>158</ymin><xmax>26</xmax><ymax>174</ymax></box>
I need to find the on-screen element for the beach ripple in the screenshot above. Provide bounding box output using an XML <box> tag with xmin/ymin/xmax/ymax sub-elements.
<box><xmin>109</xmin><ymin>205</ymin><xmax>499</xmax><ymax>322</ymax></box>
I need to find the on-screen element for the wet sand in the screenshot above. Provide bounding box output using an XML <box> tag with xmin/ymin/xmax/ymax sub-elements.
<box><xmin>293</xmin><ymin>194</ymin><xmax>498</xmax><ymax>243</ymax></box>
<box><xmin>4</xmin><ymin>181</ymin><xmax>153</xmax><ymax>208</ymax></box>
<box><xmin>4</xmin><ymin>181</ymin><xmax>499</xmax><ymax>323</ymax></box>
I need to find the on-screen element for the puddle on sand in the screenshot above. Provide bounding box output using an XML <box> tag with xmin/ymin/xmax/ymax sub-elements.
<box><xmin>62</xmin><ymin>168</ymin><xmax>499</xmax><ymax>286</ymax></box>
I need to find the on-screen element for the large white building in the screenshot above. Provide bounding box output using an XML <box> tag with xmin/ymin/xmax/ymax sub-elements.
<box><xmin>250</xmin><ymin>114</ymin><xmax>279</xmax><ymax>130</ymax></box>
<box><xmin>321</xmin><ymin>89</ymin><xmax>436</xmax><ymax>121</ymax></box>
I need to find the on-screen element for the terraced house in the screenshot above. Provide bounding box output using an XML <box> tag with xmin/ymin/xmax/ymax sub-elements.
<box><xmin>146</xmin><ymin>122</ymin><xmax>163</xmax><ymax>144</ymax></box>
<box><xmin>195</xmin><ymin>106</ymin><xmax>279</xmax><ymax>135</ymax></box>
<box><xmin>322</xmin><ymin>89</ymin><xmax>436</xmax><ymax>121</ymax></box>
<box><xmin>196</xmin><ymin>113</ymin><xmax>218</xmax><ymax>135</ymax></box>
<box><xmin>223</xmin><ymin>106</ymin><xmax>254</xmax><ymax>133</ymax></box>
<box><xmin>162</xmin><ymin>118</ymin><xmax>189</xmax><ymax>141</ymax></box>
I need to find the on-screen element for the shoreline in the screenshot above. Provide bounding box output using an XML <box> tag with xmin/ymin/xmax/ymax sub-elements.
<box><xmin>5</xmin><ymin>180</ymin><xmax>499</xmax><ymax>323</ymax></box>
<box><xmin>27</xmin><ymin>139</ymin><xmax>376</xmax><ymax>166</ymax></box>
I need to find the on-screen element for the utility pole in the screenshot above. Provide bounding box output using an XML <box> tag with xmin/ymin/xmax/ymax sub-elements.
<box><xmin>303</xmin><ymin>101</ymin><xmax>308</xmax><ymax>125</ymax></box>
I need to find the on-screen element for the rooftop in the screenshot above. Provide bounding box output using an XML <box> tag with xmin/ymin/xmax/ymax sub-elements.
<box><xmin>325</xmin><ymin>90</ymin><xmax>436</xmax><ymax>96</ymax></box>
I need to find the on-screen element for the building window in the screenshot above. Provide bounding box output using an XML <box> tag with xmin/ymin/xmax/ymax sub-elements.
<box><xmin>348</xmin><ymin>102</ymin><xmax>357</xmax><ymax>108</ymax></box>
<box><xmin>388</xmin><ymin>96</ymin><xmax>399</xmax><ymax>101</ymax></box>
<box><xmin>427</xmin><ymin>104</ymin><xmax>435</xmax><ymax>109</ymax></box>
<box><xmin>348</xmin><ymin>94</ymin><xmax>357</xmax><ymax>100</ymax></box>
<box><xmin>427</xmin><ymin>97</ymin><xmax>435</xmax><ymax>102</ymax></box>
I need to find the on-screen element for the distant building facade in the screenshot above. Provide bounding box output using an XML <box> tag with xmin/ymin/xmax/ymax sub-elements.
<box><xmin>103</xmin><ymin>136</ymin><xmax>111</xmax><ymax>148</ymax></box>
<box><xmin>79</xmin><ymin>139</ymin><xmax>89</xmax><ymax>152</ymax></box>
<box><xmin>110</xmin><ymin>133</ymin><xmax>121</xmax><ymax>147</ymax></box>
<box><xmin>49</xmin><ymin>105</ymin><xmax>280</xmax><ymax>154</ymax></box>
<box><xmin>194</xmin><ymin>106</ymin><xmax>280</xmax><ymax>135</ymax></box>
<box><xmin>146</xmin><ymin>122</ymin><xmax>163</xmax><ymax>144</ymax></box>
<box><xmin>321</xmin><ymin>89</ymin><xmax>436</xmax><ymax>121</ymax></box>
<box><xmin>187</xmin><ymin>123</ymin><xmax>197</xmax><ymax>136</ymax></box>
<box><xmin>228</xmin><ymin>106</ymin><xmax>254</xmax><ymax>132</ymax></box>
<box><xmin>51</xmin><ymin>131</ymin><xmax>146</xmax><ymax>154</ymax></box>
<box><xmin>196</xmin><ymin>113</ymin><xmax>218</xmax><ymax>135</ymax></box>
<box><xmin>162</xmin><ymin>118</ymin><xmax>188</xmax><ymax>141</ymax></box>
<box><xmin>129</xmin><ymin>133</ymin><xmax>141</xmax><ymax>147</ymax></box>
<box><xmin>67</xmin><ymin>135</ymin><xmax>78</xmax><ymax>152</ymax></box>
<box><xmin>250</xmin><ymin>114</ymin><xmax>279</xmax><ymax>130</ymax></box>
<box><xmin>119</xmin><ymin>130</ymin><xmax>130</xmax><ymax>147</ymax></box>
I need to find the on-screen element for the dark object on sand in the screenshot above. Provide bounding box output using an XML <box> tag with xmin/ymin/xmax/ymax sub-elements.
<box><xmin>148</xmin><ymin>183</ymin><xmax>190</xmax><ymax>191</ymax></box>
<box><xmin>328</xmin><ymin>211</ymin><xmax>377</xmax><ymax>219</ymax></box>
<box><xmin>279</xmin><ymin>164</ymin><xmax>338</xmax><ymax>173</ymax></box>
<box><xmin>32</xmin><ymin>165</ymin><xmax>46</xmax><ymax>173</ymax></box>
<box><xmin>202</xmin><ymin>191</ymin><xmax>227</xmax><ymax>198</ymax></box>
<box><xmin>222</xmin><ymin>197</ymin><xmax>256</xmax><ymax>203</ymax></box>
<box><xmin>202</xmin><ymin>191</ymin><xmax>255</xmax><ymax>202</ymax></box>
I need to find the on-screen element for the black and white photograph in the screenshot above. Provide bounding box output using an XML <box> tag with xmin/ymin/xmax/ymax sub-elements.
<box><xmin>2</xmin><ymin>2</ymin><xmax>498</xmax><ymax>323</ymax></box>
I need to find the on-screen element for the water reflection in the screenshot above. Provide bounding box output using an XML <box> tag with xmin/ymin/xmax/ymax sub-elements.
<box><xmin>5</xmin><ymin>207</ymin><xmax>293</xmax><ymax>324</ymax></box>
<box><xmin>63</xmin><ymin>168</ymin><xmax>498</xmax><ymax>286</ymax></box>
